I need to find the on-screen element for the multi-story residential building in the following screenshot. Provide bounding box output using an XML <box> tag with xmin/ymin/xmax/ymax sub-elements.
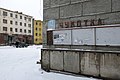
<box><xmin>34</xmin><ymin>20</ymin><xmax>42</xmax><ymax>44</ymax></box>
<box><xmin>0</xmin><ymin>8</ymin><xmax>34</xmax><ymax>45</ymax></box>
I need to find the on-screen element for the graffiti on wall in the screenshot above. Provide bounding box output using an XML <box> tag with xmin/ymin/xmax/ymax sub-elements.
<box><xmin>54</xmin><ymin>33</ymin><xmax>67</xmax><ymax>43</ymax></box>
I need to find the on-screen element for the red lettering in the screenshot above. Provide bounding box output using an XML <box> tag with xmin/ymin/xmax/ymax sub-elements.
<box><xmin>64</xmin><ymin>22</ymin><xmax>69</xmax><ymax>28</ymax></box>
<box><xmin>59</xmin><ymin>18</ymin><xmax>103</xmax><ymax>28</ymax></box>
<box><xmin>77</xmin><ymin>20</ymin><xmax>81</xmax><ymax>27</ymax></box>
<box><xmin>59</xmin><ymin>22</ymin><xmax>63</xmax><ymax>28</ymax></box>
<box><xmin>71</xmin><ymin>21</ymin><xmax>75</xmax><ymax>27</ymax></box>
<box><xmin>84</xmin><ymin>20</ymin><xmax>88</xmax><ymax>26</ymax></box>
<box><xmin>90</xmin><ymin>19</ymin><xmax>95</xmax><ymax>26</ymax></box>
<box><xmin>98</xmin><ymin>18</ymin><xmax>102</xmax><ymax>25</ymax></box>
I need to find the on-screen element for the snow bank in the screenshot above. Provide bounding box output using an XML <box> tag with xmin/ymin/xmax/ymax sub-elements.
<box><xmin>0</xmin><ymin>45</ymin><xmax>98</xmax><ymax>80</ymax></box>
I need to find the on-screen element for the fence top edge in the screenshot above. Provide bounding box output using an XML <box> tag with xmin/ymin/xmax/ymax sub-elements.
<box><xmin>41</xmin><ymin>48</ymin><xmax>120</xmax><ymax>54</ymax></box>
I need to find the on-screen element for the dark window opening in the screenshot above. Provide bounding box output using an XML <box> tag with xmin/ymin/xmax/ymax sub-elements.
<box><xmin>20</xmin><ymin>16</ymin><xmax>22</xmax><ymax>19</ymax></box>
<box><xmin>3</xmin><ymin>11</ymin><xmax>7</xmax><ymax>16</ymax></box>
<box><xmin>24</xmin><ymin>29</ymin><xmax>26</xmax><ymax>33</ymax></box>
<box><xmin>20</xmin><ymin>29</ymin><xmax>22</xmax><ymax>32</ymax></box>
<box><xmin>15</xmin><ymin>28</ymin><xmax>18</xmax><ymax>32</ymax></box>
<box><xmin>10</xmin><ymin>28</ymin><xmax>13</xmax><ymax>31</ymax></box>
<box><xmin>28</xmin><ymin>30</ymin><xmax>31</xmax><ymax>33</ymax></box>
<box><xmin>3</xmin><ymin>19</ymin><xmax>7</xmax><ymax>24</ymax></box>
<box><xmin>10</xmin><ymin>13</ymin><xmax>13</xmax><ymax>17</ymax></box>
<box><xmin>10</xmin><ymin>20</ymin><xmax>13</xmax><ymax>24</ymax></box>
<box><xmin>3</xmin><ymin>27</ymin><xmax>7</xmax><ymax>31</ymax></box>
<box><xmin>15</xmin><ymin>21</ymin><xmax>18</xmax><ymax>25</ymax></box>
<box><xmin>20</xmin><ymin>22</ymin><xmax>22</xmax><ymax>26</ymax></box>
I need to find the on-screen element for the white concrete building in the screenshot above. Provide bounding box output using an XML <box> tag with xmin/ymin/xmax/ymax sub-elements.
<box><xmin>0</xmin><ymin>8</ymin><xmax>34</xmax><ymax>45</ymax></box>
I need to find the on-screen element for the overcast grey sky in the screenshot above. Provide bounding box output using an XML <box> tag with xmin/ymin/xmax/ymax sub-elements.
<box><xmin>0</xmin><ymin>0</ymin><xmax>43</xmax><ymax>20</ymax></box>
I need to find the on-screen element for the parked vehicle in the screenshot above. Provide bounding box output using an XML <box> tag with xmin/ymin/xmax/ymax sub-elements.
<box><xmin>18</xmin><ymin>42</ymin><xmax>29</xmax><ymax>48</ymax></box>
<box><xmin>10</xmin><ymin>42</ymin><xmax>29</xmax><ymax>48</ymax></box>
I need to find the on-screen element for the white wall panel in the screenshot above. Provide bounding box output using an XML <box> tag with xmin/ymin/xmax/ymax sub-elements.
<box><xmin>96</xmin><ymin>27</ymin><xmax>120</xmax><ymax>45</ymax></box>
<box><xmin>72</xmin><ymin>28</ymin><xmax>95</xmax><ymax>45</ymax></box>
<box><xmin>53</xmin><ymin>30</ymin><xmax>71</xmax><ymax>45</ymax></box>
<box><xmin>53</xmin><ymin>26</ymin><xmax>120</xmax><ymax>46</ymax></box>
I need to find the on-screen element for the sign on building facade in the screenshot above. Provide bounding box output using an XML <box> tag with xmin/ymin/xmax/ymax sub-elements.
<box><xmin>48</xmin><ymin>20</ymin><xmax>56</xmax><ymax>30</ymax></box>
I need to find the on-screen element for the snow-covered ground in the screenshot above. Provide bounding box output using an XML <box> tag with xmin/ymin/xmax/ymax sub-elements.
<box><xmin>0</xmin><ymin>45</ymin><xmax>99</xmax><ymax>80</ymax></box>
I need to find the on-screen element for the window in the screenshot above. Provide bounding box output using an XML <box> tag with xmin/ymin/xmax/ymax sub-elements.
<box><xmin>10</xmin><ymin>13</ymin><xmax>13</xmax><ymax>17</ymax></box>
<box><xmin>36</xmin><ymin>28</ymin><xmax>37</xmax><ymax>30</ymax></box>
<box><xmin>15</xmin><ymin>28</ymin><xmax>18</xmax><ymax>32</ymax></box>
<box><xmin>15</xmin><ymin>21</ymin><xmax>18</xmax><ymax>25</ymax></box>
<box><xmin>36</xmin><ymin>38</ymin><xmax>37</xmax><ymax>41</ymax></box>
<box><xmin>20</xmin><ymin>15</ymin><xmax>22</xmax><ymax>19</ymax></box>
<box><xmin>39</xmin><ymin>33</ymin><xmax>41</xmax><ymax>36</ymax></box>
<box><xmin>3</xmin><ymin>11</ymin><xmax>7</xmax><ymax>16</ymax></box>
<box><xmin>15</xmin><ymin>14</ymin><xmax>18</xmax><ymax>18</ymax></box>
<box><xmin>28</xmin><ymin>24</ymin><xmax>31</xmax><ymax>27</ymax></box>
<box><xmin>3</xmin><ymin>19</ymin><xmax>7</xmax><ymax>24</ymax></box>
<box><xmin>36</xmin><ymin>33</ymin><xmax>38</xmax><ymax>36</ymax></box>
<box><xmin>3</xmin><ymin>27</ymin><xmax>7</xmax><ymax>31</ymax></box>
<box><xmin>20</xmin><ymin>29</ymin><xmax>22</xmax><ymax>32</ymax></box>
<box><xmin>24</xmin><ymin>23</ymin><xmax>26</xmax><ymax>27</ymax></box>
<box><xmin>39</xmin><ymin>23</ymin><xmax>41</xmax><ymax>26</ymax></box>
<box><xmin>10</xmin><ymin>28</ymin><xmax>13</xmax><ymax>32</ymax></box>
<box><xmin>24</xmin><ymin>17</ymin><xmax>26</xmax><ymax>20</ymax></box>
<box><xmin>28</xmin><ymin>30</ymin><xmax>31</xmax><ymax>33</ymax></box>
<box><xmin>36</xmin><ymin>22</ymin><xmax>37</xmax><ymax>25</ymax></box>
<box><xmin>10</xmin><ymin>20</ymin><xmax>13</xmax><ymax>24</ymax></box>
<box><xmin>39</xmin><ymin>28</ymin><xmax>41</xmax><ymax>31</ymax></box>
<box><xmin>28</xmin><ymin>18</ymin><xmax>31</xmax><ymax>22</ymax></box>
<box><xmin>24</xmin><ymin>29</ymin><xmax>26</xmax><ymax>33</ymax></box>
<box><xmin>20</xmin><ymin>22</ymin><xmax>22</xmax><ymax>26</ymax></box>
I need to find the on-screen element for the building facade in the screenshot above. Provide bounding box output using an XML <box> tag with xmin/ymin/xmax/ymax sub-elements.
<box><xmin>34</xmin><ymin>20</ymin><xmax>42</xmax><ymax>44</ymax></box>
<box><xmin>0</xmin><ymin>8</ymin><xmax>34</xmax><ymax>45</ymax></box>
<box><xmin>43</xmin><ymin>0</ymin><xmax>120</xmax><ymax>47</ymax></box>
<box><xmin>42</xmin><ymin>0</ymin><xmax>120</xmax><ymax>79</ymax></box>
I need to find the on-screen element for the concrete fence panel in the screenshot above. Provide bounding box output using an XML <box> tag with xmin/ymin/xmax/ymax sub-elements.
<box><xmin>50</xmin><ymin>51</ymin><xmax>64</xmax><ymax>70</ymax></box>
<box><xmin>81</xmin><ymin>52</ymin><xmax>100</xmax><ymax>76</ymax></box>
<box><xmin>63</xmin><ymin>51</ymin><xmax>80</xmax><ymax>73</ymax></box>
<box><xmin>100</xmin><ymin>53</ymin><xmax>120</xmax><ymax>79</ymax></box>
<box><xmin>41</xmin><ymin>49</ymin><xmax>120</xmax><ymax>79</ymax></box>
<box><xmin>41</xmin><ymin>50</ymin><xmax>50</xmax><ymax>70</ymax></box>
